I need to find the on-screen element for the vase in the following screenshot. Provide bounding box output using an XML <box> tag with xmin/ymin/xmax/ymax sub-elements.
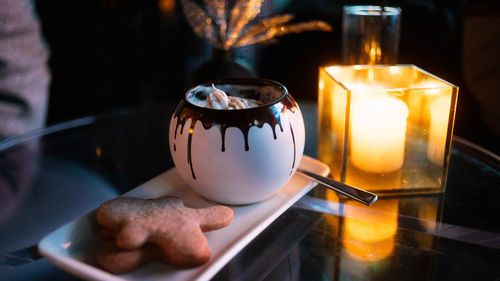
<box><xmin>189</xmin><ymin>49</ymin><xmax>256</xmax><ymax>87</ymax></box>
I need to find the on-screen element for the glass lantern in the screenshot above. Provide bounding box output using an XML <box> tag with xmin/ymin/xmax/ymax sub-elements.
<box><xmin>318</xmin><ymin>65</ymin><xmax>459</xmax><ymax>195</ymax></box>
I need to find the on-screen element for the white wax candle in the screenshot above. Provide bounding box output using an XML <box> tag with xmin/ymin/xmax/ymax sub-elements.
<box><xmin>350</xmin><ymin>96</ymin><xmax>409</xmax><ymax>173</ymax></box>
<box><xmin>427</xmin><ymin>96</ymin><xmax>451</xmax><ymax>165</ymax></box>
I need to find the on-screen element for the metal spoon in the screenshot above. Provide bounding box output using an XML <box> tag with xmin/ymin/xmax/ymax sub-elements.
<box><xmin>297</xmin><ymin>169</ymin><xmax>378</xmax><ymax>206</ymax></box>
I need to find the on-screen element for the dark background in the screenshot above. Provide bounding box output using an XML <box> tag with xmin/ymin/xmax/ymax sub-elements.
<box><xmin>34</xmin><ymin>0</ymin><xmax>499</xmax><ymax>154</ymax></box>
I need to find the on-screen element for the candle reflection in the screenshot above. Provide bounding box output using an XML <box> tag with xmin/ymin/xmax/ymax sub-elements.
<box><xmin>427</xmin><ymin>96</ymin><xmax>452</xmax><ymax>165</ymax></box>
<box><xmin>342</xmin><ymin>199</ymin><xmax>399</xmax><ymax>262</ymax></box>
<box><xmin>364</xmin><ymin>39</ymin><xmax>382</xmax><ymax>65</ymax></box>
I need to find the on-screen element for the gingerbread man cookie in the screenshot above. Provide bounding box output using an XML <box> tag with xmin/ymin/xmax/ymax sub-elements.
<box><xmin>96</xmin><ymin>196</ymin><xmax>234</xmax><ymax>268</ymax></box>
<box><xmin>97</xmin><ymin>243</ymin><xmax>160</xmax><ymax>274</ymax></box>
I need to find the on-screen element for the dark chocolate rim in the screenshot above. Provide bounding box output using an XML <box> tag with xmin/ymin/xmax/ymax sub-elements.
<box><xmin>173</xmin><ymin>78</ymin><xmax>299</xmax><ymax>180</ymax></box>
<box><xmin>184</xmin><ymin>78</ymin><xmax>289</xmax><ymax>111</ymax></box>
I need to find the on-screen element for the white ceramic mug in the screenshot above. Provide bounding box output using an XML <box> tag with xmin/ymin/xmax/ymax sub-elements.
<box><xmin>169</xmin><ymin>78</ymin><xmax>305</xmax><ymax>204</ymax></box>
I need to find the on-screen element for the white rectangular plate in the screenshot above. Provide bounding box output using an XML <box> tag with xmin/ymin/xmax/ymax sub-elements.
<box><xmin>39</xmin><ymin>155</ymin><xmax>329</xmax><ymax>281</ymax></box>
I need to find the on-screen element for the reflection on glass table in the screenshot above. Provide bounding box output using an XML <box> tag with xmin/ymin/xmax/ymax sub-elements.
<box><xmin>0</xmin><ymin>103</ymin><xmax>498</xmax><ymax>281</ymax></box>
<box><xmin>216</xmin><ymin>147</ymin><xmax>499</xmax><ymax>280</ymax></box>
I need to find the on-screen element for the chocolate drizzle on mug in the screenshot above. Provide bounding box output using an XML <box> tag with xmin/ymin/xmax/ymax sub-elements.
<box><xmin>173</xmin><ymin>93</ymin><xmax>298</xmax><ymax>180</ymax></box>
<box><xmin>289</xmin><ymin>119</ymin><xmax>296</xmax><ymax>175</ymax></box>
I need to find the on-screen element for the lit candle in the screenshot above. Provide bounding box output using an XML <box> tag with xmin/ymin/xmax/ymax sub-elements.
<box><xmin>409</xmin><ymin>80</ymin><xmax>443</xmax><ymax>125</ymax></box>
<box><xmin>349</xmin><ymin>96</ymin><xmax>409</xmax><ymax>173</ymax></box>
<box><xmin>427</xmin><ymin>96</ymin><xmax>451</xmax><ymax>165</ymax></box>
<box><xmin>318</xmin><ymin>65</ymin><xmax>458</xmax><ymax>195</ymax></box>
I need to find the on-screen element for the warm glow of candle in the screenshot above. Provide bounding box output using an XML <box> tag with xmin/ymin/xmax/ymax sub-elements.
<box><xmin>363</xmin><ymin>39</ymin><xmax>382</xmax><ymax>65</ymax></box>
<box><xmin>349</xmin><ymin>96</ymin><xmax>409</xmax><ymax>173</ymax></box>
<box><xmin>427</xmin><ymin>96</ymin><xmax>451</xmax><ymax>165</ymax></box>
<box><xmin>318</xmin><ymin>65</ymin><xmax>457</xmax><ymax>195</ymax></box>
<box><xmin>343</xmin><ymin>199</ymin><xmax>399</xmax><ymax>261</ymax></box>
<box><xmin>325</xmin><ymin>189</ymin><xmax>340</xmax><ymax>232</ymax></box>
<box><xmin>343</xmin><ymin>234</ymin><xmax>395</xmax><ymax>262</ymax></box>
<box><xmin>409</xmin><ymin>81</ymin><xmax>444</xmax><ymax>124</ymax></box>
<box><xmin>415</xmin><ymin>197</ymin><xmax>441</xmax><ymax>248</ymax></box>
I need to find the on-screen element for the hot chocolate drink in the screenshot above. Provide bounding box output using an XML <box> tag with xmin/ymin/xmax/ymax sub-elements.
<box><xmin>205</xmin><ymin>84</ymin><xmax>262</xmax><ymax>109</ymax></box>
<box><xmin>186</xmin><ymin>84</ymin><xmax>280</xmax><ymax>109</ymax></box>
<box><xmin>170</xmin><ymin>79</ymin><xmax>305</xmax><ymax>204</ymax></box>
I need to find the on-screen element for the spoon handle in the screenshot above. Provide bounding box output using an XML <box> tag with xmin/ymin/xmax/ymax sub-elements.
<box><xmin>297</xmin><ymin>169</ymin><xmax>378</xmax><ymax>206</ymax></box>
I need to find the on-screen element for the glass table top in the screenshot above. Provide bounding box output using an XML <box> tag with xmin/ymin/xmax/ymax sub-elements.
<box><xmin>0</xmin><ymin>102</ymin><xmax>498</xmax><ymax>281</ymax></box>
